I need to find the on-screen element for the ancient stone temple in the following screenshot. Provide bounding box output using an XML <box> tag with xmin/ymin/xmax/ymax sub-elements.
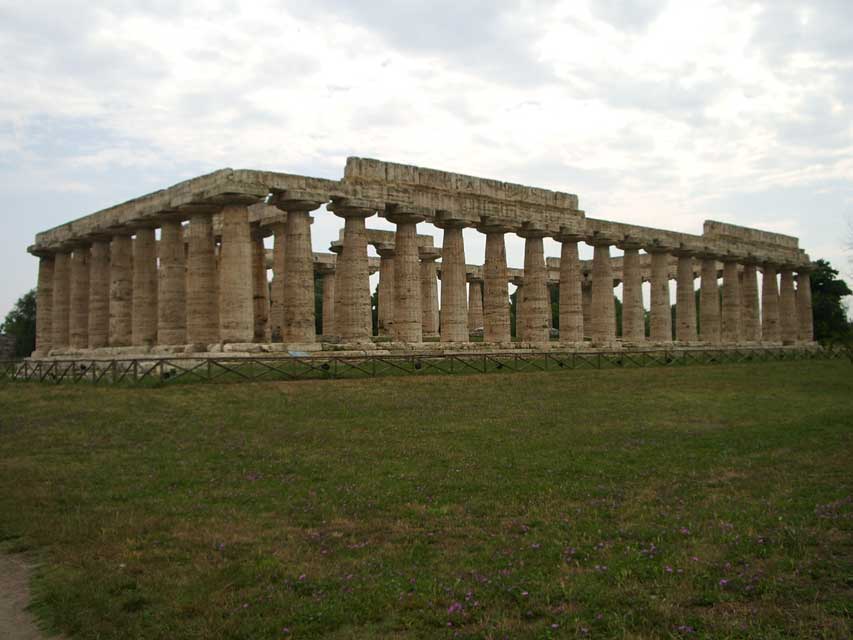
<box><xmin>27</xmin><ymin>158</ymin><xmax>815</xmax><ymax>358</ymax></box>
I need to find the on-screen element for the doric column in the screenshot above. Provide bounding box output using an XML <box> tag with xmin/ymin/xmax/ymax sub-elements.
<box><xmin>557</xmin><ymin>232</ymin><xmax>584</xmax><ymax>343</ymax></box>
<box><xmin>740</xmin><ymin>258</ymin><xmax>761</xmax><ymax>342</ymax></box>
<box><xmin>157</xmin><ymin>219</ymin><xmax>187</xmax><ymax>346</ymax></box>
<box><xmin>467</xmin><ymin>275</ymin><xmax>484</xmax><ymax>334</ymax></box>
<box><xmin>51</xmin><ymin>251</ymin><xmax>71</xmax><ymax>349</ymax></box>
<box><xmin>276</xmin><ymin>197</ymin><xmax>322</xmax><ymax>344</ymax></box>
<box><xmin>436</xmin><ymin>220</ymin><xmax>468</xmax><ymax>342</ymax></box>
<box><xmin>329</xmin><ymin>200</ymin><xmax>374</xmax><ymax>343</ymax></box>
<box><xmin>618</xmin><ymin>239</ymin><xmax>644</xmax><ymax>343</ymax></box>
<box><xmin>761</xmin><ymin>262</ymin><xmax>781</xmax><ymax>343</ymax></box>
<box><xmin>217</xmin><ymin>205</ymin><xmax>254</xmax><ymax>344</ymax></box>
<box><xmin>420</xmin><ymin>247</ymin><xmax>441</xmax><ymax>339</ymax></box>
<box><xmin>269</xmin><ymin>221</ymin><xmax>286</xmax><ymax>342</ymax></box>
<box><xmin>513</xmin><ymin>279</ymin><xmax>526</xmax><ymax>340</ymax></box>
<box><xmin>581</xmin><ymin>280</ymin><xmax>592</xmax><ymax>339</ymax></box>
<box><xmin>132</xmin><ymin>227</ymin><xmax>158</xmax><ymax>347</ymax></box>
<box><xmin>588</xmin><ymin>235</ymin><xmax>617</xmax><ymax>344</ymax></box>
<box><xmin>320</xmin><ymin>267</ymin><xmax>336</xmax><ymax>337</ymax></box>
<box><xmin>69</xmin><ymin>245</ymin><xmax>91</xmax><ymax>349</ymax></box>
<box><xmin>796</xmin><ymin>268</ymin><xmax>814</xmax><ymax>343</ymax></box>
<box><xmin>481</xmin><ymin>223</ymin><xmax>513</xmax><ymax>344</ymax></box>
<box><xmin>387</xmin><ymin>207</ymin><xmax>425</xmax><ymax>343</ymax></box>
<box><xmin>186</xmin><ymin>213</ymin><xmax>219</xmax><ymax>346</ymax></box>
<box><xmin>109</xmin><ymin>234</ymin><xmax>133</xmax><ymax>347</ymax></box>
<box><xmin>34</xmin><ymin>254</ymin><xmax>55</xmax><ymax>355</ymax></box>
<box><xmin>647</xmin><ymin>244</ymin><xmax>672</xmax><ymax>343</ymax></box>
<box><xmin>88</xmin><ymin>240</ymin><xmax>111</xmax><ymax>349</ymax></box>
<box><xmin>518</xmin><ymin>226</ymin><xmax>550</xmax><ymax>344</ymax></box>
<box><xmin>721</xmin><ymin>256</ymin><xmax>742</xmax><ymax>344</ymax></box>
<box><xmin>375</xmin><ymin>245</ymin><xmax>395</xmax><ymax>337</ymax></box>
<box><xmin>779</xmin><ymin>266</ymin><xmax>798</xmax><ymax>345</ymax></box>
<box><xmin>251</xmin><ymin>227</ymin><xmax>269</xmax><ymax>342</ymax></box>
<box><xmin>698</xmin><ymin>252</ymin><xmax>721</xmax><ymax>344</ymax></box>
<box><xmin>674</xmin><ymin>248</ymin><xmax>697</xmax><ymax>343</ymax></box>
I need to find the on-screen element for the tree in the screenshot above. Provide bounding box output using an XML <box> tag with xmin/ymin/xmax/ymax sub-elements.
<box><xmin>1</xmin><ymin>289</ymin><xmax>37</xmax><ymax>357</ymax></box>
<box><xmin>810</xmin><ymin>259</ymin><xmax>851</xmax><ymax>342</ymax></box>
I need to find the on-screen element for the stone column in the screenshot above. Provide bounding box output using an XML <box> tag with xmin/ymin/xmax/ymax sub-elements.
<box><xmin>375</xmin><ymin>245</ymin><xmax>395</xmax><ymax>337</ymax></box>
<box><xmin>779</xmin><ymin>266</ymin><xmax>798</xmax><ymax>345</ymax></box>
<box><xmin>761</xmin><ymin>262</ymin><xmax>781</xmax><ymax>343</ymax></box>
<box><xmin>796</xmin><ymin>269</ymin><xmax>814</xmax><ymax>343</ymax></box>
<box><xmin>647</xmin><ymin>246</ymin><xmax>672</xmax><ymax>343</ymax></box>
<box><xmin>34</xmin><ymin>254</ymin><xmax>55</xmax><ymax>355</ymax></box>
<box><xmin>269</xmin><ymin>221</ymin><xmax>286</xmax><ymax>342</ymax></box>
<box><xmin>51</xmin><ymin>251</ymin><xmax>71</xmax><ymax>349</ymax></box>
<box><xmin>330</xmin><ymin>202</ymin><xmax>374</xmax><ymax>343</ymax></box>
<box><xmin>88</xmin><ymin>240</ymin><xmax>111</xmax><ymax>349</ymax></box>
<box><xmin>699</xmin><ymin>253</ymin><xmax>721</xmax><ymax>344</ymax></box>
<box><xmin>513</xmin><ymin>280</ymin><xmax>526</xmax><ymax>340</ymax></box>
<box><xmin>420</xmin><ymin>248</ymin><xmax>441</xmax><ymax>339</ymax></box>
<box><xmin>557</xmin><ymin>234</ymin><xmax>584</xmax><ymax>343</ymax></box>
<box><xmin>581</xmin><ymin>280</ymin><xmax>592</xmax><ymax>339</ymax></box>
<box><xmin>388</xmin><ymin>208</ymin><xmax>425</xmax><ymax>343</ymax></box>
<box><xmin>674</xmin><ymin>249</ymin><xmax>697</xmax><ymax>343</ymax></box>
<box><xmin>279</xmin><ymin>201</ymin><xmax>319</xmax><ymax>344</ymax></box>
<box><xmin>467</xmin><ymin>276</ymin><xmax>484</xmax><ymax>334</ymax></box>
<box><xmin>69</xmin><ymin>245</ymin><xmax>91</xmax><ymax>349</ymax></box>
<box><xmin>482</xmin><ymin>226</ymin><xmax>512</xmax><ymax>344</ymax></box>
<box><xmin>132</xmin><ymin>227</ymin><xmax>158</xmax><ymax>347</ymax></box>
<box><xmin>618</xmin><ymin>240</ymin><xmax>644</xmax><ymax>343</ymax></box>
<box><xmin>741</xmin><ymin>259</ymin><xmax>761</xmax><ymax>342</ymax></box>
<box><xmin>590</xmin><ymin>237</ymin><xmax>617</xmax><ymax>344</ymax></box>
<box><xmin>186</xmin><ymin>213</ymin><xmax>219</xmax><ymax>346</ymax></box>
<box><xmin>518</xmin><ymin>228</ymin><xmax>550</xmax><ymax>344</ymax></box>
<box><xmin>251</xmin><ymin>228</ymin><xmax>269</xmax><ymax>343</ymax></box>
<box><xmin>109</xmin><ymin>234</ymin><xmax>133</xmax><ymax>347</ymax></box>
<box><xmin>437</xmin><ymin>222</ymin><xmax>468</xmax><ymax>342</ymax></box>
<box><xmin>217</xmin><ymin>205</ymin><xmax>254</xmax><ymax>344</ymax></box>
<box><xmin>157</xmin><ymin>219</ymin><xmax>187</xmax><ymax>346</ymax></box>
<box><xmin>721</xmin><ymin>257</ymin><xmax>742</xmax><ymax>344</ymax></box>
<box><xmin>320</xmin><ymin>268</ymin><xmax>336</xmax><ymax>337</ymax></box>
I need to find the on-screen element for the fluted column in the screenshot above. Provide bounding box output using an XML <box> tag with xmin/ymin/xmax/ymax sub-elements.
<box><xmin>761</xmin><ymin>262</ymin><xmax>780</xmax><ymax>343</ymax></box>
<box><xmin>647</xmin><ymin>247</ymin><xmax>672</xmax><ymax>343</ymax></box>
<box><xmin>721</xmin><ymin>257</ymin><xmax>742</xmax><ymax>344</ymax></box>
<box><xmin>513</xmin><ymin>280</ymin><xmax>526</xmax><ymax>339</ymax></box>
<box><xmin>675</xmin><ymin>250</ymin><xmax>697</xmax><ymax>343</ymax></box>
<box><xmin>279</xmin><ymin>204</ymin><xmax>318</xmax><ymax>344</ymax></box>
<box><xmin>375</xmin><ymin>245</ymin><xmax>395</xmax><ymax>337</ymax></box>
<box><xmin>557</xmin><ymin>234</ymin><xmax>584</xmax><ymax>343</ymax></box>
<box><xmin>699</xmin><ymin>254</ymin><xmax>721</xmax><ymax>344</ymax></box>
<box><xmin>582</xmin><ymin>281</ymin><xmax>592</xmax><ymax>339</ymax></box>
<box><xmin>482</xmin><ymin>226</ymin><xmax>512</xmax><ymax>343</ymax></box>
<box><xmin>88</xmin><ymin>240</ymin><xmax>110</xmax><ymax>349</ymax></box>
<box><xmin>590</xmin><ymin>237</ymin><xmax>617</xmax><ymax>344</ymax></box>
<box><xmin>796</xmin><ymin>269</ymin><xmax>814</xmax><ymax>343</ymax></box>
<box><xmin>779</xmin><ymin>266</ymin><xmax>798</xmax><ymax>345</ymax></box>
<box><xmin>320</xmin><ymin>269</ymin><xmax>336</xmax><ymax>337</ymax></box>
<box><xmin>330</xmin><ymin>203</ymin><xmax>374</xmax><ymax>343</ymax></box>
<box><xmin>109</xmin><ymin>235</ymin><xmax>133</xmax><ymax>347</ymax></box>
<box><xmin>467</xmin><ymin>276</ymin><xmax>484</xmax><ymax>334</ymax></box>
<box><xmin>388</xmin><ymin>208</ymin><xmax>424</xmax><ymax>343</ymax></box>
<box><xmin>420</xmin><ymin>248</ymin><xmax>441</xmax><ymax>338</ymax></box>
<box><xmin>69</xmin><ymin>245</ymin><xmax>91</xmax><ymax>349</ymax></box>
<box><xmin>618</xmin><ymin>241</ymin><xmax>644</xmax><ymax>343</ymax></box>
<box><xmin>34</xmin><ymin>254</ymin><xmax>55</xmax><ymax>355</ymax></box>
<box><xmin>518</xmin><ymin>229</ymin><xmax>549</xmax><ymax>344</ymax></box>
<box><xmin>741</xmin><ymin>260</ymin><xmax>761</xmax><ymax>342</ymax></box>
<box><xmin>269</xmin><ymin>221</ymin><xmax>286</xmax><ymax>342</ymax></box>
<box><xmin>51</xmin><ymin>251</ymin><xmax>71</xmax><ymax>349</ymax></box>
<box><xmin>437</xmin><ymin>222</ymin><xmax>468</xmax><ymax>342</ymax></box>
<box><xmin>251</xmin><ymin>228</ymin><xmax>269</xmax><ymax>342</ymax></box>
<box><xmin>132</xmin><ymin>227</ymin><xmax>158</xmax><ymax>347</ymax></box>
<box><xmin>186</xmin><ymin>214</ymin><xmax>219</xmax><ymax>346</ymax></box>
<box><xmin>217</xmin><ymin>206</ymin><xmax>254</xmax><ymax>343</ymax></box>
<box><xmin>157</xmin><ymin>219</ymin><xmax>187</xmax><ymax>346</ymax></box>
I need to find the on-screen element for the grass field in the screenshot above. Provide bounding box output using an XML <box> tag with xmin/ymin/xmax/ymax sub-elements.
<box><xmin>0</xmin><ymin>361</ymin><xmax>851</xmax><ymax>639</ymax></box>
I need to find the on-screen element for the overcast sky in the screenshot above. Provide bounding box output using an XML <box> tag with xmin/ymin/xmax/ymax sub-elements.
<box><xmin>1</xmin><ymin>0</ymin><xmax>851</xmax><ymax>320</ymax></box>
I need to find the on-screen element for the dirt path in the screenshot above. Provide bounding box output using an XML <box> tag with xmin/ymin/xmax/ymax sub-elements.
<box><xmin>0</xmin><ymin>554</ymin><xmax>61</xmax><ymax>640</ymax></box>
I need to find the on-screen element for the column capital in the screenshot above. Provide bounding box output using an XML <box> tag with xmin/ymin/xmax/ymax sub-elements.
<box><xmin>372</xmin><ymin>242</ymin><xmax>396</xmax><ymax>258</ymax></box>
<box><xmin>270</xmin><ymin>189</ymin><xmax>328</xmax><ymax>212</ymax></box>
<box><xmin>616</xmin><ymin>234</ymin><xmax>645</xmax><ymax>251</ymax></box>
<box><xmin>517</xmin><ymin>222</ymin><xmax>548</xmax><ymax>239</ymax></box>
<box><xmin>477</xmin><ymin>216</ymin><xmax>518</xmax><ymax>234</ymax></box>
<box><xmin>329</xmin><ymin>241</ymin><xmax>344</xmax><ymax>255</ymax></box>
<box><xmin>434</xmin><ymin>210</ymin><xmax>475</xmax><ymax>229</ymax></box>
<box><xmin>644</xmin><ymin>239</ymin><xmax>674</xmax><ymax>254</ymax></box>
<box><xmin>418</xmin><ymin>247</ymin><xmax>441</xmax><ymax>262</ymax></box>
<box><xmin>385</xmin><ymin>204</ymin><xmax>427</xmax><ymax>225</ymax></box>
<box><xmin>586</xmin><ymin>231</ymin><xmax>618</xmax><ymax>247</ymax></box>
<box><xmin>328</xmin><ymin>197</ymin><xmax>381</xmax><ymax>218</ymax></box>
<box><xmin>671</xmin><ymin>242</ymin><xmax>702</xmax><ymax>258</ymax></box>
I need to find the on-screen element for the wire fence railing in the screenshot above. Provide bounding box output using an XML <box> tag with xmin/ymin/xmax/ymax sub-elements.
<box><xmin>0</xmin><ymin>346</ymin><xmax>845</xmax><ymax>388</ymax></box>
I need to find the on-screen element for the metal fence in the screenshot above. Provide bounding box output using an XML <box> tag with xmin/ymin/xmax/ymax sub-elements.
<box><xmin>0</xmin><ymin>346</ymin><xmax>845</xmax><ymax>387</ymax></box>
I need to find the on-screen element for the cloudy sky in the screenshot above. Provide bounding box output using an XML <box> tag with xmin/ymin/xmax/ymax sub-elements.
<box><xmin>1</xmin><ymin>0</ymin><xmax>852</xmax><ymax>319</ymax></box>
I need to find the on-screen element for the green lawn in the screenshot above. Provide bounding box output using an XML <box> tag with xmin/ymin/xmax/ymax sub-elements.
<box><xmin>0</xmin><ymin>361</ymin><xmax>851</xmax><ymax>639</ymax></box>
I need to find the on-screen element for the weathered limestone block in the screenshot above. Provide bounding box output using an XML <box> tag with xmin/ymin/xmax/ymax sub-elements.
<box><xmin>761</xmin><ymin>263</ymin><xmax>781</xmax><ymax>343</ymax></box>
<box><xmin>483</xmin><ymin>230</ymin><xmax>511</xmax><ymax>343</ymax></box>
<box><xmin>389</xmin><ymin>212</ymin><xmax>423</xmax><ymax>343</ymax></box>
<box><xmin>187</xmin><ymin>214</ymin><xmax>219</xmax><ymax>345</ymax></box>
<box><xmin>675</xmin><ymin>253</ymin><xmax>697</xmax><ymax>343</ymax></box>
<box><xmin>252</xmin><ymin>231</ymin><xmax>269</xmax><ymax>342</ymax></box>
<box><xmin>619</xmin><ymin>244</ymin><xmax>644</xmax><ymax>342</ymax></box>
<box><xmin>467</xmin><ymin>277</ymin><xmax>484</xmax><ymax>334</ymax></box>
<box><xmin>281</xmin><ymin>209</ymin><xmax>316</xmax><ymax>343</ymax></box>
<box><xmin>158</xmin><ymin>220</ymin><xmax>187</xmax><ymax>345</ymax></box>
<box><xmin>132</xmin><ymin>228</ymin><xmax>158</xmax><ymax>347</ymax></box>
<box><xmin>796</xmin><ymin>270</ymin><xmax>814</xmax><ymax>342</ymax></box>
<box><xmin>376</xmin><ymin>246</ymin><xmax>395</xmax><ymax>337</ymax></box>
<box><xmin>649</xmin><ymin>250</ymin><xmax>672</xmax><ymax>343</ymax></box>
<box><xmin>88</xmin><ymin>240</ymin><xmax>111</xmax><ymax>349</ymax></box>
<box><xmin>69</xmin><ymin>246</ymin><xmax>91</xmax><ymax>349</ymax></box>
<box><xmin>438</xmin><ymin>224</ymin><xmax>468</xmax><ymax>342</ymax></box>
<box><xmin>699</xmin><ymin>256</ymin><xmax>721</xmax><ymax>344</ymax></box>
<box><xmin>51</xmin><ymin>252</ymin><xmax>71</xmax><ymax>349</ymax></box>
<box><xmin>721</xmin><ymin>259</ymin><xmax>741</xmax><ymax>344</ymax></box>
<box><xmin>741</xmin><ymin>262</ymin><xmax>761</xmax><ymax>342</ymax></box>
<box><xmin>779</xmin><ymin>268</ymin><xmax>798</xmax><ymax>345</ymax></box>
<box><xmin>35</xmin><ymin>255</ymin><xmax>54</xmax><ymax>354</ymax></box>
<box><xmin>421</xmin><ymin>249</ymin><xmax>441</xmax><ymax>338</ymax></box>
<box><xmin>109</xmin><ymin>235</ymin><xmax>133</xmax><ymax>347</ymax></box>
<box><xmin>518</xmin><ymin>232</ymin><xmax>549</xmax><ymax>344</ymax></box>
